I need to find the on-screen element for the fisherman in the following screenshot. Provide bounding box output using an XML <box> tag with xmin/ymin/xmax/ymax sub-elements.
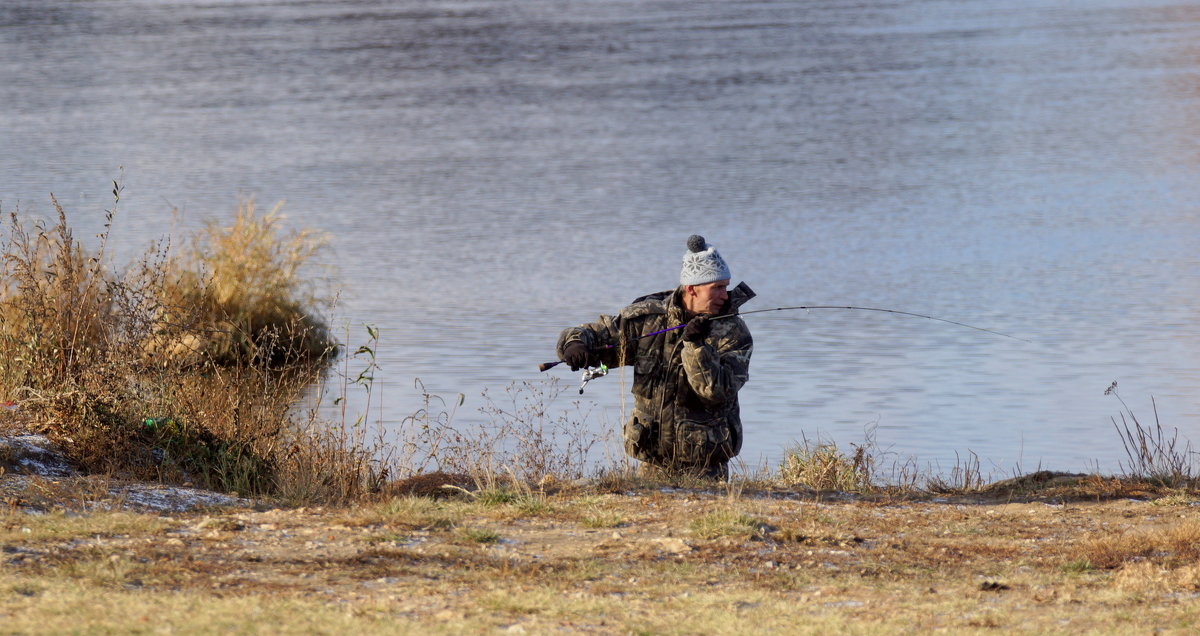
<box><xmin>554</xmin><ymin>235</ymin><xmax>754</xmax><ymax>479</ymax></box>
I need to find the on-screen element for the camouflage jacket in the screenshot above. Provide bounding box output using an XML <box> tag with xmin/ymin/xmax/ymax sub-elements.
<box><xmin>555</xmin><ymin>283</ymin><xmax>755</xmax><ymax>470</ymax></box>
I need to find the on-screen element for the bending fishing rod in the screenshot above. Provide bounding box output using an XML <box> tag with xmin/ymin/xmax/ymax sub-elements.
<box><xmin>538</xmin><ymin>304</ymin><xmax>1029</xmax><ymax>374</ymax></box>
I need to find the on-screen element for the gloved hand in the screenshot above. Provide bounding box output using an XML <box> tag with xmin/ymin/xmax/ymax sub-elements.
<box><xmin>683</xmin><ymin>315</ymin><xmax>712</xmax><ymax>344</ymax></box>
<box><xmin>561</xmin><ymin>341</ymin><xmax>593</xmax><ymax>371</ymax></box>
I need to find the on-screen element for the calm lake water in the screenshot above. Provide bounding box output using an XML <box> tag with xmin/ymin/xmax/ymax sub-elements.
<box><xmin>4</xmin><ymin>0</ymin><xmax>1200</xmax><ymax>477</ymax></box>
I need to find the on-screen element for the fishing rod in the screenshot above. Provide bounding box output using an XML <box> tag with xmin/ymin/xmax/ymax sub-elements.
<box><xmin>538</xmin><ymin>304</ymin><xmax>1029</xmax><ymax>389</ymax></box>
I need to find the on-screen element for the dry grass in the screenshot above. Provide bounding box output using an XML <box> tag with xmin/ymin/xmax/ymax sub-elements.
<box><xmin>0</xmin><ymin>194</ymin><xmax>376</xmax><ymax>504</ymax></box>
<box><xmin>1106</xmin><ymin>381</ymin><xmax>1197</xmax><ymax>487</ymax></box>
<box><xmin>688</xmin><ymin>507</ymin><xmax>766</xmax><ymax>540</ymax></box>
<box><xmin>391</xmin><ymin>378</ymin><xmax>609</xmax><ymax>491</ymax></box>
<box><xmin>1077</xmin><ymin>521</ymin><xmax>1200</xmax><ymax>570</ymax></box>
<box><xmin>0</xmin><ymin>508</ymin><xmax>172</xmax><ymax>542</ymax></box>
<box><xmin>1112</xmin><ymin>561</ymin><xmax>1200</xmax><ymax>594</ymax></box>
<box><xmin>778</xmin><ymin>435</ymin><xmax>873</xmax><ymax>493</ymax></box>
<box><xmin>0</xmin><ymin>199</ymin><xmax>114</xmax><ymax>401</ymax></box>
<box><xmin>4</xmin><ymin>492</ymin><xmax>1200</xmax><ymax>634</ymax></box>
<box><xmin>148</xmin><ymin>199</ymin><xmax>334</xmax><ymax>367</ymax></box>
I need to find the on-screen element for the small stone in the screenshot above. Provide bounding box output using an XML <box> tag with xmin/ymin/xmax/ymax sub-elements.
<box><xmin>653</xmin><ymin>538</ymin><xmax>692</xmax><ymax>554</ymax></box>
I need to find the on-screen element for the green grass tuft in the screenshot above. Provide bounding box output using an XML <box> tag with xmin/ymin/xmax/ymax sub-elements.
<box><xmin>778</xmin><ymin>440</ymin><xmax>872</xmax><ymax>493</ymax></box>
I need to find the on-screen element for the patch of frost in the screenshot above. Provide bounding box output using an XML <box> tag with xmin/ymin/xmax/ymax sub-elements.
<box><xmin>109</xmin><ymin>484</ymin><xmax>248</xmax><ymax>513</ymax></box>
<box><xmin>3</xmin><ymin>434</ymin><xmax>250</xmax><ymax>513</ymax></box>
<box><xmin>1</xmin><ymin>435</ymin><xmax>77</xmax><ymax>478</ymax></box>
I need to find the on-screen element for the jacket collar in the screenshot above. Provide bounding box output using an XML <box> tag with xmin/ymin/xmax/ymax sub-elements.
<box><xmin>727</xmin><ymin>281</ymin><xmax>756</xmax><ymax>313</ymax></box>
<box><xmin>668</xmin><ymin>281</ymin><xmax>756</xmax><ymax>320</ymax></box>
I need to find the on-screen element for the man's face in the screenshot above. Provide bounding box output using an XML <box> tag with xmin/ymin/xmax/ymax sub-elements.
<box><xmin>684</xmin><ymin>279</ymin><xmax>730</xmax><ymax>315</ymax></box>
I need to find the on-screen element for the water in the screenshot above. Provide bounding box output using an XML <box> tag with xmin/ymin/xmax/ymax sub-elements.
<box><xmin>4</xmin><ymin>0</ymin><xmax>1200</xmax><ymax>477</ymax></box>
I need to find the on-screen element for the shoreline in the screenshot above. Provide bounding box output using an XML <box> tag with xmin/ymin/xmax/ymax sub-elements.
<box><xmin>4</xmin><ymin>434</ymin><xmax>1200</xmax><ymax>633</ymax></box>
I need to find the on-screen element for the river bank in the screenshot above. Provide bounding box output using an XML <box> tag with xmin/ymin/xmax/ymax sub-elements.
<box><xmin>3</xmin><ymin>450</ymin><xmax>1199</xmax><ymax>634</ymax></box>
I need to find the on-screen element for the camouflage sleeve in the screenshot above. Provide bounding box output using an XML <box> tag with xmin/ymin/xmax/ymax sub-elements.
<box><xmin>555</xmin><ymin>313</ymin><xmax>628</xmax><ymax>369</ymax></box>
<box><xmin>680</xmin><ymin>317</ymin><xmax>752</xmax><ymax>404</ymax></box>
<box><xmin>556</xmin><ymin>296</ymin><xmax>667</xmax><ymax>368</ymax></box>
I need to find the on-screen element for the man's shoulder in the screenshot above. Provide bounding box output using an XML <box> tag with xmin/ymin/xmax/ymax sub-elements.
<box><xmin>620</xmin><ymin>289</ymin><xmax>675</xmax><ymax>319</ymax></box>
<box><xmin>629</xmin><ymin>288</ymin><xmax>675</xmax><ymax>305</ymax></box>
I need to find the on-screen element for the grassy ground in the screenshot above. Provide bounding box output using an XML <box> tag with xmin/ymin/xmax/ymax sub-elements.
<box><xmin>3</xmin><ymin>478</ymin><xmax>1200</xmax><ymax>634</ymax></box>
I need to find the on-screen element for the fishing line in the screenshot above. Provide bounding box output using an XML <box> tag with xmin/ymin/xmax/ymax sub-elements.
<box><xmin>539</xmin><ymin>303</ymin><xmax>1029</xmax><ymax>375</ymax></box>
<box><xmin>724</xmin><ymin>305</ymin><xmax>1032</xmax><ymax>344</ymax></box>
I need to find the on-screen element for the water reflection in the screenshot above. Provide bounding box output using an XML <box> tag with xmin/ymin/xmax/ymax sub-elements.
<box><xmin>3</xmin><ymin>0</ymin><xmax>1200</xmax><ymax>476</ymax></box>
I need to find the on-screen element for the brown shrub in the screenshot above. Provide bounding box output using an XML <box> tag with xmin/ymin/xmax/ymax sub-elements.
<box><xmin>0</xmin><ymin>194</ymin><xmax>375</xmax><ymax>504</ymax></box>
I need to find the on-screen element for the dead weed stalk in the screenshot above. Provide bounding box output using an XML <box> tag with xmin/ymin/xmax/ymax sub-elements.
<box><xmin>1106</xmin><ymin>381</ymin><xmax>1196</xmax><ymax>487</ymax></box>
<box><xmin>392</xmin><ymin>378</ymin><xmax>605</xmax><ymax>493</ymax></box>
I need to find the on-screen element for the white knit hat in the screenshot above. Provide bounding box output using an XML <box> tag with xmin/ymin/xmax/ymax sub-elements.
<box><xmin>680</xmin><ymin>235</ymin><xmax>731</xmax><ymax>286</ymax></box>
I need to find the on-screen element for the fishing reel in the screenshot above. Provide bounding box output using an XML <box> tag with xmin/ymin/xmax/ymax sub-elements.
<box><xmin>535</xmin><ymin>358</ymin><xmax>609</xmax><ymax>393</ymax></box>
<box><xmin>578</xmin><ymin>364</ymin><xmax>608</xmax><ymax>394</ymax></box>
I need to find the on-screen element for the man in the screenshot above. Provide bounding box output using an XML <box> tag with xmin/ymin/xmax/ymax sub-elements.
<box><xmin>555</xmin><ymin>235</ymin><xmax>754</xmax><ymax>479</ymax></box>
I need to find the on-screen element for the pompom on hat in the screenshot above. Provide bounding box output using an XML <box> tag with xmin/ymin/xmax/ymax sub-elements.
<box><xmin>680</xmin><ymin>234</ymin><xmax>732</xmax><ymax>286</ymax></box>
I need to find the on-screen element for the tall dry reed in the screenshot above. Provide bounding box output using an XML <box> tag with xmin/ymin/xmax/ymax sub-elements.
<box><xmin>145</xmin><ymin>199</ymin><xmax>335</xmax><ymax>367</ymax></box>
<box><xmin>0</xmin><ymin>192</ymin><xmax>378</xmax><ymax>503</ymax></box>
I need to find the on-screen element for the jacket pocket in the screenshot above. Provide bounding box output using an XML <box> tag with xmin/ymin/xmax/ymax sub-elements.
<box><xmin>624</xmin><ymin>416</ymin><xmax>657</xmax><ymax>460</ymax></box>
<box><xmin>631</xmin><ymin>353</ymin><xmax>658</xmax><ymax>399</ymax></box>
<box><xmin>674</xmin><ymin>419</ymin><xmax>734</xmax><ymax>466</ymax></box>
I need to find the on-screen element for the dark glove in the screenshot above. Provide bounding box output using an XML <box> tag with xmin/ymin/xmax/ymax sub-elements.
<box><xmin>561</xmin><ymin>341</ymin><xmax>592</xmax><ymax>371</ymax></box>
<box><xmin>683</xmin><ymin>316</ymin><xmax>712</xmax><ymax>344</ymax></box>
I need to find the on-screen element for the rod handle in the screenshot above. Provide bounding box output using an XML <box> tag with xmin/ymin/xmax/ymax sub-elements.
<box><xmin>538</xmin><ymin>361</ymin><xmax>562</xmax><ymax>372</ymax></box>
